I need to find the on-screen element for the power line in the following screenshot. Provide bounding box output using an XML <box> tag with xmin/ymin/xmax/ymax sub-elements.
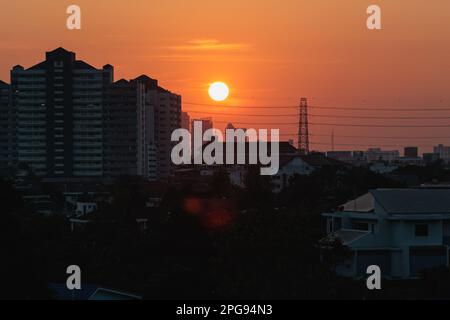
<box><xmin>186</xmin><ymin>110</ymin><xmax>450</xmax><ymax>120</ymax></box>
<box><xmin>310</xmin><ymin>106</ymin><xmax>450</xmax><ymax>112</ymax></box>
<box><xmin>276</xmin><ymin>133</ymin><xmax>450</xmax><ymax>140</ymax></box>
<box><xmin>310</xmin><ymin>141</ymin><xmax>439</xmax><ymax>148</ymax></box>
<box><xmin>184</xmin><ymin>101</ymin><xmax>450</xmax><ymax>112</ymax></box>
<box><xmin>309</xmin><ymin>133</ymin><xmax>450</xmax><ymax>140</ymax></box>
<box><xmin>211</xmin><ymin>120</ymin><xmax>450</xmax><ymax>128</ymax></box>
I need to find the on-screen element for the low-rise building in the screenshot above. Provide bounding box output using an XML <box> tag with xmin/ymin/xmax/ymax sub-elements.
<box><xmin>321</xmin><ymin>189</ymin><xmax>450</xmax><ymax>279</ymax></box>
<box><xmin>272</xmin><ymin>153</ymin><xmax>347</xmax><ymax>193</ymax></box>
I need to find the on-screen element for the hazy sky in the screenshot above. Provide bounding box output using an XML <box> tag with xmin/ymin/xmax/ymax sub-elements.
<box><xmin>1</xmin><ymin>0</ymin><xmax>450</xmax><ymax>153</ymax></box>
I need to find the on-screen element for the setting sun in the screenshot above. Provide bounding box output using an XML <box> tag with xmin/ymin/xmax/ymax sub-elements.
<box><xmin>208</xmin><ymin>82</ymin><xmax>229</xmax><ymax>102</ymax></box>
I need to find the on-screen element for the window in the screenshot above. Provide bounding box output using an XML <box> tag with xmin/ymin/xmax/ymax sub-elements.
<box><xmin>353</xmin><ymin>222</ymin><xmax>369</xmax><ymax>231</ymax></box>
<box><xmin>415</xmin><ymin>224</ymin><xmax>429</xmax><ymax>237</ymax></box>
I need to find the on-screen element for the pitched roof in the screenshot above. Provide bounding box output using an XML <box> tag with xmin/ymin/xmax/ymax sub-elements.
<box><xmin>28</xmin><ymin>61</ymin><xmax>47</xmax><ymax>70</ymax></box>
<box><xmin>319</xmin><ymin>229</ymin><xmax>370</xmax><ymax>246</ymax></box>
<box><xmin>371</xmin><ymin>189</ymin><xmax>450</xmax><ymax>214</ymax></box>
<box><xmin>300</xmin><ymin>153</ymin><xmax>346</xmax><ymax>166</ymax></box>
<box><xmin>74</xmin><ymin>60</ymin><xmax>97</xmax><ymax>70</ymax></box>
<box><xmin>48</xmin><ymin>283</ymin><xmax>142</xmax><ymax>300</ymax></box>
<box><xmin>279</xmin><ymin>152</ymin><xmax>347</xmax><ymax>169</ymax></box>
<box><xmin>342</xmin><ymin>192</ymin><xmax>374</xmax><ymax>212</ymax></box>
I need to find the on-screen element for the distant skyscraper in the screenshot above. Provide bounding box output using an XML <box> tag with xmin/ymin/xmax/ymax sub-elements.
<box><xmin>0</xmin><ymin>80</ymin><xmax>15</xmax><ymax>169</ymax></box>
<box><xmin>181</xmin><ymin>112</ymin><xmax>190</xmax><ymax>132</ymax></box>
<box><xmin>11</xmin><ymin>48</ymin><xmax>112</xmax><ymax>177</ymax></box>
<box><xmin>140</xmin><ymin>76</ymin><xmax>181</xmax><ymax>180</ymax></box>
<box><xmin>434</xmin><ymin>144</ymin><xmax>450</xmax><ymax>163</ymax></box>
<box><xmin>225</xmin><ymin>123</ymin><xmax>248</xmax><ymax>142</ymax></box>
<box><xmin>191</xmin><ymin>117</ymin><xmax>213</xmax><ymax>140</ymax></box>
<box><xmin>404</xmin><ymin>147</ymin><xmax>419</xmax><ymax>158</ymax></box>
<box><xmin>191</xmin><ymin>117</ymin><xmax>213</xmax><ymax>159</ymax></box>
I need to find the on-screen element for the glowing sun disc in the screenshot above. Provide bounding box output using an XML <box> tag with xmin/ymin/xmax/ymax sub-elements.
<box><xmin>209</xmin><ymin>82</ymin><xmax>229</xmax><ymax>102</ymax></box>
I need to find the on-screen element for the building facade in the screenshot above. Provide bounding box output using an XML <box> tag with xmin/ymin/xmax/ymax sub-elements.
<box><xmin>434</xmin><ymin>144</ymin><xmax>450</xmax><ymax>163</ymax></box>
<box><xmin>11</xmin><ymin>48</ymin><xmax>112</xmax><ymax>177</ymax></box>
<box><xmin>404</xmin><ymin>147</ymin><xmax>419</xmax><ymax>158</ymax></box>
<box><xmin>103</xmin><ymin>78</ymin><xmax>140</xmax><ymax>178</ymax></box>
<box><xmin>321</xmin><ymin>189</ymin><xmax>450</xmax><ymax>279</ymax></box>
<box><xmin>365</xmin><ymin>148</ymin><xmax>400</xmax><ymax>163</ymax></box>
<box><xmin>2</xmin><ymin>48</ymin><xmax>182</xmax><ymax>180</ymax></box>
<box><xmin>181</xmin><ymin>111</ymin><xmax>190</xmax><ymax>132</ymax></box>
<box><xmin>0</xmin><ymin>80</ymin><xmax>15</xmax><ymax>169</ymax></box>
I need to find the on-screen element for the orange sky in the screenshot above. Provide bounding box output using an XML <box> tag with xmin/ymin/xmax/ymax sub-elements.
<box><xmin>1</xmin><ymin>0</ymin><xmax>450</xmax><ymax>153</ymax></box>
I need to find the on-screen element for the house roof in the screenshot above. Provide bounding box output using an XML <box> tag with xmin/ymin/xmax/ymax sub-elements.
<box><xmin>342</xmin><ymin>192</ymin><xmax>374</xmax><ymax>212</ymax></box>
<box><xmin>279</xmin><ymin>152</ymin><xmax>347</xmax><ymax>169</ymax></box>
<box><xmin>319</xmin><ymin>229</ymin><xmax>370</xmax><ymax>246</ymax></box>
<box><xmin>48</xmin><ymin>283</ymin><xmax>142</xmax><ymax>300</ymax></box>
<box><xmin>371</xmin><ymin>189</ymin><xmax>450</xmax><ymax>214</ymax></box>
<box><xmin>300</xmin><ymin>153</ymin><xmax>346</xmax><ymax>167</ymax></box>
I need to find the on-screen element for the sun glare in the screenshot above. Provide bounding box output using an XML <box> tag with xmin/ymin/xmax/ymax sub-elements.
<box><xmin>208</xmin><ymin>82</ymin><xmax>229</xmax><ymax>102</ymax></box>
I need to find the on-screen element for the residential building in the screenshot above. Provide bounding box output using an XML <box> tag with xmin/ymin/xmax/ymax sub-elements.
<box><xmin>366</xmin><ymin>148</ymin><xmax>400</xmax><ymax>163</ymax></box>
<box><xmin>11</xmin><ymin>47</ymin><xmax>112</xmax><ymax>177</ymax></box>
<box><xmin>404</xmin><ymin>147</ymin><xmax>419</xmax><ymax>158</ymax></box>
<box><xmin>326</xmin><ymin>151</ymin><xmax>353</xmax><ymax>163</ymax></box>
<box><xmin>272</xmin><ymin>152</ymin><xmax>347</xmax><ymax>193</ymax></box>
<box><xmin>142</xmin><ymin>77</ymin><xmax>181</xmax><ymax>180</ymax></box>
<box><xmin>3</xmin><ymin>48</ymin><xmax>182</xmax><ymax>181</ymax></box>
<box><xmin>369</xmin><ymin>162</ymin><xmax>398</xmax><ymax>174</ymax></box>
<box><xmin>225</xmin><ymin>123</ymin><xmax>249</xmax><ymax>142</ymax></box>
<box><xmin>434</xmin><ymin>144</ymin><xmax>450</xmax><ymax>163</ymax></box>
<box><xmin>181</xmin><ymin>111</ymin><xmax>190</xmax><ymax>132</ymax></box>
<box><xmin>105</xmin><ymin>75</ymin><xmax>181</xmax><ymax>181</ymax></box>
<box><xmin>0</xmin><ymin>80</ymin><xmax>16</xmax><ymax>169</ymax></box>
<box><xmin>423</xmin><ymin>152</ymin><xmax>440</xmax><ymax>164</ymax></box>
<box><xmin>103</xmin><ymin>78</ymin><xmax>140</xmax><ymax>178</ymax></box>
<box><xmin>321</xmin><ymin>189</ymin><xmax>450</xmax><ymax>279</ymax></box>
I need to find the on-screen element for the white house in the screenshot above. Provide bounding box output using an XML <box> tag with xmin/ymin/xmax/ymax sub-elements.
<box><xmin>272</xmin><ymin>156</ymin><xmax>315</xmax><ymax>193</ymax></box>
<box><xmin>321</xmin><ymin>188</ymin><xmax>450</xmax><ymax>279</ymax></box>
<box><xmin>272</xmin><ymin>153</ymin><xmax>346</xmax><ymax>193</ymax></box>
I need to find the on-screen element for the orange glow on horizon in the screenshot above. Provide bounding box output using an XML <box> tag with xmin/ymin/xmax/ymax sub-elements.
<box><xmin>1</xmin><ymin>0</ymin><xmax>450</xmax><ymax>153</ymax></box>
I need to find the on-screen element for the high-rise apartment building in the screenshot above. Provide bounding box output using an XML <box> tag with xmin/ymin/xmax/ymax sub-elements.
<box><xmin>11</xmin><ymin>48</ymin><xmax>112</xmax><ymax>177</ymax></box>
<box><xmin>0</xmin><ymin>80</ymin><xmax>15</xmax><ymax>169</ymax></box>
<box><xmin>2</xmin><ymin>48</ymin><xmax>181</xmax><ymax>180</ymax></box>
<box><xmin>147</xmin><ymin>84</ymin><xmax>182</xmax><ymax>180</ymax></box>
<box><xmin>103</xmin><ymin>78</ymin><xmax>141</xmax><ymax>178</ymax></box>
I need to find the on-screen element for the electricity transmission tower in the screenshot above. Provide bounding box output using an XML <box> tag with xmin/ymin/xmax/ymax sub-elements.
<box><xmin>298</xmin><ymin>97</ymin><xmax>310</xmax><ymax>155</ymax></box>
